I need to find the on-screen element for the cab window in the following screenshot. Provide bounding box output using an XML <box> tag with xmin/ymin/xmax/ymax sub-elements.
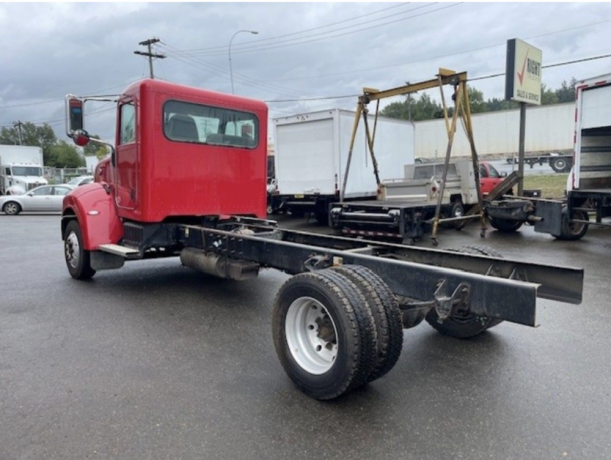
<box><xmin>120</xmin><ymin>103</ymin><xmax>136</xmax><ymax>145</ymax></box>
<box><xmin>163</xmin><ymin>100</ymin><xmax>258</xmax><ymax>148</ymax></box>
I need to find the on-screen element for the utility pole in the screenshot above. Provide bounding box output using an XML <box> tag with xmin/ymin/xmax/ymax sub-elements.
<box><xmin>13</xmin><ymin>121</ymin><xmax>24</xmax><ymax>145</ymax></box>
<box><xmin>134</xmin><ymin>38</ymin><xmax>165</xmax><ymax>79</ymax></box>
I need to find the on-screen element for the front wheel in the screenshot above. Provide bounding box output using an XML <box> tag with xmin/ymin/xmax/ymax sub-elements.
<box><xmin>64</xmin><ymin>220</ymin><xmax>96</xmax><ymax>280</ymax></box>
<box><xmin>3</xmin><ymin>201</ymin><xmax>21</xmax><ymax>215</ymax></box>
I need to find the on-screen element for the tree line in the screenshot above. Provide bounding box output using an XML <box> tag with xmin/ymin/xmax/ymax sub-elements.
<box><xmin>0</xmin><ymin>122</ymin><xmax>106</xmax><ymax>168</ymax></box>
<box><xmin>380</xmin><ymin>78</ymin><xmax>578</xmax><ymax>122</ymax></box>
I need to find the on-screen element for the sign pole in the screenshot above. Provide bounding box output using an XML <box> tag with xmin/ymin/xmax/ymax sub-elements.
<box><xmin>518</xmin><ymin>102</ymin><xmax>526</xmax><ymax>196</ymax></box>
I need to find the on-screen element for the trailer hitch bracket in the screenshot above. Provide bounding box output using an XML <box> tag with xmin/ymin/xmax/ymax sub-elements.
<box><xmin>433</xmin><ymin>280</ymin><xmax>471</xmax><ymax>321</ymax></box>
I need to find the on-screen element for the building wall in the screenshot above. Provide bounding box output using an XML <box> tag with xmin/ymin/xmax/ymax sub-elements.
<box><xmin>414</xmin><ymin>102</ymin><xmax>574</xmax><ymax>159</ymax></box>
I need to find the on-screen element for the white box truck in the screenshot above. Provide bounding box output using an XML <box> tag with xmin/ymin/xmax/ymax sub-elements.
<box><xmin>0</xmin><ymin>145</ymin><xmax>47</xmax><ymax>195</ymax></box>
<box><xmin>271</xmin><ymin>109</ymin><xmax>414</xmax><ymax>223</ymax></box>
<box><xmin>485</xmin><ymin>72</ymin><xmax>611</xmax><ymax>239</ymax></box>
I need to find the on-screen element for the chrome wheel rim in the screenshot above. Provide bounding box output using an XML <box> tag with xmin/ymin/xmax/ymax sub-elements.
<box><xmin>285</xmin><ymin>297</ymin><xmax>338</xmax><ymax>375</ymax></box>
<box><xmin>5</xmin><ymin>203</ymin><xmax>17</xmax><ymax>214</ymax></box>
<box><xmin>65</xmin><ymin>231</ymin><xmax>80</xmax><ymax>269</ymax></box>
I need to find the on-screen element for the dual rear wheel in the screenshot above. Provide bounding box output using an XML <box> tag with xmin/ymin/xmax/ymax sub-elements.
<box><xmin>272</xmin><ymin>266</ymin><xmax>403</xmax><ymax>400</ymax></box>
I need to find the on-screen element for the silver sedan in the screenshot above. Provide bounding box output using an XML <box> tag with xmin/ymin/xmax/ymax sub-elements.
<box><xmin>0</xmin><ymin>185</ymin><xmax>75</xmax><ymax>215</ymax></box>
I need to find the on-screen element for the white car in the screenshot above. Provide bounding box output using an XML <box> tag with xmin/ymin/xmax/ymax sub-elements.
<box><xmin>0</xmin><ymin>184</ymin><xmax>75</xmax><ymax>215</ymax></box>
<box><xmin>67</xmin><ymin>176</ymin><xmax>94</xmax><ymax>186</ymax></box>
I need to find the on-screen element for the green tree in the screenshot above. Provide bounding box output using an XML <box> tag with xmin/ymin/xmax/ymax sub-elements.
<box><xmin>381</xmin><ymin>92</ymin><xmax>445</xmax><ymax>122</ymax></box>
<box><xmin>541</xmin><ymin>83</ymin><xmax>559</xmax><ymax>105</ymax></box>
<box><xmin>484</xmin><ymin>97</ymin><xmax>519</xmax><ymax>112</ymax></box>
<box><xmin>555</xmin><ymin>78</ymin><xmax>577</xmax><ymax>103</ymax></box>
<box><xmin>467</xmin><ymin>86</ymin><xmax>486</xmax><ymax>114</ymax></box>
<box><xmin>49</xmin><ymin>140</ymin><xmax>85</xmax><ymax>168</ymax></box>
<box><xmin>0</xmin><ymin>122</ymin><xmax>57</xmax><ymax>164</ymax></box>
<box><xmin>82</xmin><ymin>134</ymin><xmax>109</xmax><ymax>159</ymax></box>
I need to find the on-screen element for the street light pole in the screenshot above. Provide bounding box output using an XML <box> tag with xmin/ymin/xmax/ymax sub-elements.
<box><xmin>229</xmin><ymin>30</ymin><xmax>258</xmax><ymax>94</ymax></box>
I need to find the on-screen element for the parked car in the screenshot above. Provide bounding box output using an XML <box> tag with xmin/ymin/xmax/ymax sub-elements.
<box><xmin>67</xmin><ymin>175</ymin><xmax>94</xmax><ymax>186</ymax></box>
<box><xmin>0</xmin><ymin>184</ymin><xmax>74</xmax><ymax>215</ymax></box>
<box><xmin>479</xmin><ymin>162</ymin><xmax>507</xmax><ymax>195</ymax></box>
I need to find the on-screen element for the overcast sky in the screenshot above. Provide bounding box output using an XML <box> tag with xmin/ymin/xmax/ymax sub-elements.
<box><xmin>1</xmin><ymin>1</ymin><xmax>610</xmax><ymax>144</ymax></box>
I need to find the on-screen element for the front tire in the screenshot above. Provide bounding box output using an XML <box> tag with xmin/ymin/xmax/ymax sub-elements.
<box><xmin>64</xmin><ymin>220</ymin><xmax>96</xmax><ymax>280</ymax></box>
<box><xmin>272</xmin><ymin>270</ymin><xmax>377</xmax><ymax>400</ymax></box>
<box><xmin>3</xmin><ymin>201</ymin><xmax>21</xmax><ymax>215</ymax></box>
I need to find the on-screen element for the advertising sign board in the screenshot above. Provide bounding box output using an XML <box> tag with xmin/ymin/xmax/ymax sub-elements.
<box><xmin>505</xmin><ymin>39</ymin><xmax>542</xmax><ymax>105</ymax></box>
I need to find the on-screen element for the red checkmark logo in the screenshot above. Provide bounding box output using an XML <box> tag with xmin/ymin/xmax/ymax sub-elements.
<box><xmin>517</xmin><ymin>49</ymin><xmax>529</xmax><ymax>86</ymax></box>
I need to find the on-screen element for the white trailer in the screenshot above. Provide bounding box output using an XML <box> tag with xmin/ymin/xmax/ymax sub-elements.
<box><xmin>272</xmin><ymin>109</ymin><xmax>414</xmax><ymax>222</ymax></box>
<box><xmin>0</xmin><ymin>145</ymin><xmax>47</xmax><ymax>195</ymax></box>
<box><xmin>414</xmin><ymin>102</ymin><xmax>574</xmax><ymax>159</ymax></box>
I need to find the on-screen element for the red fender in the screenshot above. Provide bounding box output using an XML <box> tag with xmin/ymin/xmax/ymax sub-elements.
<box><xmin>62</xmin><ymin>183</ymin><xmax>124</xmax><ymax>251</ymax></box>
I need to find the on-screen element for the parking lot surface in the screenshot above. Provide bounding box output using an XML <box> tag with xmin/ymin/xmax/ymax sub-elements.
<box><xmin>1</xmin><ymin>214</ymin><xmax>610</xmax><ymax>459</ymax></box>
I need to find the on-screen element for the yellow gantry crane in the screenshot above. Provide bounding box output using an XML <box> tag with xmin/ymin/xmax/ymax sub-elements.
<box><xmin>340</xmin><ymin>69</ymin><xmax>487</xmax><ymax>244</ymax></box>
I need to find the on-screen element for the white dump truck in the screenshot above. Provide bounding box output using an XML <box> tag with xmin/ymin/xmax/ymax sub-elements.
<box><xmin>0</xmin><ymin>145</ymin><xmax>47</xmax><ymax>195</ymax></box>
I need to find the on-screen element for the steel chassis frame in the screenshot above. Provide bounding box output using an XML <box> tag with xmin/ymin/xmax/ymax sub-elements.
<box><xmin>113</xmin><ymin>216</ymin><xmax>583</xmax><ymax>328</ymax></box>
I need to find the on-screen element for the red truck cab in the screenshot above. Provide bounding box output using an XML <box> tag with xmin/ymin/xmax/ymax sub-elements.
<box><xmin>62</xmin><ymin>79</ymin><xmax>268</xmax><ymax>251</ymax></box>
<box><xmin>479</xmin><ymin>161</ymin><xmax>505</xmax><ymax>195</ymax></box>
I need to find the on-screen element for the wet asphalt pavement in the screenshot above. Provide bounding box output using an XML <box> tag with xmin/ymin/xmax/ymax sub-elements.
<box><xmin>1</xmin><ymin>213</ymin><xmax>610</xmax><ymax>460</ymax></box>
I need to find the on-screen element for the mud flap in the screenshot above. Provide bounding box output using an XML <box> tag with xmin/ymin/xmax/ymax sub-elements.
<box><xmin>90</xmin><ymin>251</ymin><xmax>125</xmax><ymax>271</ymax></box>
<box><xmin>534</xmin><ymin>201</ymin><xmax>563</xmax><ymax>236</ymax></box>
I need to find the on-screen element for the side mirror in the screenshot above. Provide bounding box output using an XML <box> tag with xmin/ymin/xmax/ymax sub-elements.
<box><xmin>66</xmin><ymin>97</ymin><xmax>84</xmax><ymax>137</ymax></box>
<box><xmin>501</xmin><ymin>171</ymin><xmax>508</xmax><ymax>178</ymax></box>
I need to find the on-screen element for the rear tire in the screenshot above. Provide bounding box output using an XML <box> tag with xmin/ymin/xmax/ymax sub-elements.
<box><xmin>64</xmin><ymin>220</ymin><xmax>96</xmax><ymax>280</ymax></box>
<box><xmin>489</xmin><ymin>216</ymin><xmax>523</xmax><ymax>233</ymax></box>
<box><xmin>332</xmin><ymin>265</ymin><xmax>403</xmax><ymax>383</ymax></box>
<box><xmin>425</xmin><ymin>245</ymin><xmax>503</xmax><ymax>338</ymax></box>
<box><xmin>3</xmin><ymin>201</ymin><xmax>21</xmax><ymax>215</ymax></box>
<box><xmin>550</xmin><ymin>157</ymin><xmax>569</xmax><ymax>173</ymax></box>
<box><xmin>556</xmin><ymin>207</ymin><xmax>589</xmax><ymax>241</ymax></box>
<box><xmin>272</xmin><ymin>270</ymin><xmax>377</xmax><ymax>400</ymax></box>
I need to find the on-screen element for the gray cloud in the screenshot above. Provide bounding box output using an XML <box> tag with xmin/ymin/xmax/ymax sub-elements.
<box><xmin>1</xmin><ymin>2</ymin><xmax>610</xmax><ymax>143</ymax></box>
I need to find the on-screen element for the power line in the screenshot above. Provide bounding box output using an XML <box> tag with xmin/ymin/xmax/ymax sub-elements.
<box><xmin>166</xmin><ymin>4</ymin><xmax>461</xmax><ymax>58</ymax></box>
<box><xmin>175</xmin><ymin>4</ymin><xmax>439</xmax><ymax>57</ymax></box>
<box><xmin>177</xmin><ymin>2</ymin><xmax>413</xmax><ymax>54</ymax></box>
<box><xmin>264</xmin><ymin>17</ymin><xmax>611</xmax><ymax>84</ymax></box>
<box><xmin>265</xmin><ymin>52</ymin><xmax>611</xmax><ymax>103</ymax></box>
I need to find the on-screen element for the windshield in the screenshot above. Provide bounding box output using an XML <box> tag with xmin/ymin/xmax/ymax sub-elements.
<box><xmin>68</xmin><ymin>177</ymin><xmax>84</xmax><ymax>185</ymax></box>
<box><xmin>487</xmin><ymin>164</ymin><xmax>501</xmax><ymax>178</ymax></box>
<box><xmin>10</xmin><ymin>166</ymin><xmax>43</xmax><ymax>176</ymax></box>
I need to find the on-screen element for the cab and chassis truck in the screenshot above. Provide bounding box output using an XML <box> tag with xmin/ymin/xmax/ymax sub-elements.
<box><xmin>61</xmin><ymin>78</ymin><xmax>583</xmax><ymax>400</ymax></box>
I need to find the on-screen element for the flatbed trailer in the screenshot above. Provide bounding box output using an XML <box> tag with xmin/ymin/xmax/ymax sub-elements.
<box><xmin>505</xmin><ymin>153</ymin><xmax>573</xmax><ymax>173</ymax></box>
